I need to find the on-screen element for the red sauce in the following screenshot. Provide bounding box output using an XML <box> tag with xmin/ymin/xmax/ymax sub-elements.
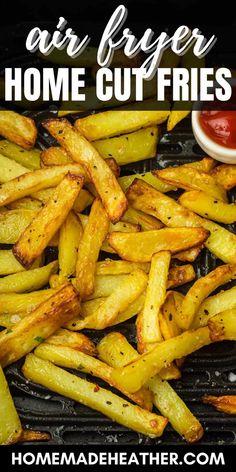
<box><xmin>199</xmin><ymin>110</ymin><xmax>236</xmax><ymax>149</ymax></box>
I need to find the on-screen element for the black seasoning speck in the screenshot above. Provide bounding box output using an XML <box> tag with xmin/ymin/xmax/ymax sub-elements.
<box><xmin>106</xmin><ymin>401</ymin><xmax>112</xmax><ymax>405</ymax></box>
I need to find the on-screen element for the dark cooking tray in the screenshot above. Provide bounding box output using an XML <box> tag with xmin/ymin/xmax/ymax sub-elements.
<box><xmin>4</xmin><ymin>110</ymin><xmax>236</xmax><ymax>446</ymax></box>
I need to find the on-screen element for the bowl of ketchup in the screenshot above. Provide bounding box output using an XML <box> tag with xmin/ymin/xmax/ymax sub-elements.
<box><xmin>192</xmin><ymin>86</ymin><xmax>236</xmax><ymax>163</ymax></box>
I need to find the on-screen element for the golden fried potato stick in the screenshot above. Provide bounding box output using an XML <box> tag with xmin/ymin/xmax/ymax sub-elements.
<box><xmin>122</xmin><ymin>207</ymin><xmax>164</xmax><ymax>231</ymax></box>
<box><xmin>98</xmin><ymin>332</ymin><xmax>203</xmax><ymax>443</ymax></box>
<box><xmin>155</xmin><ymin>166</ymin><xmax>227</xmax><ymax>201</ymax></box>
<box><xmin>137</xmin><ymin>251</ymin><xmax>171</xmax><ymax>352</ymax></box>
<box><xmin>19</xmin><ymin>430</ymin><xmax>50</xmax><ymax>443</ymax></box>
<box><xmin>0</xmin><ymin>111</ymin><xmax>37</xmax><ymax>149</ymax></box>
<box><xmin>0</xmin><ymin>260</ymin><xmax>58</xmax><ymax>293</ymax></box>
<box><xmin>108</xmin><ymin>227</ymin><xmax>209</xmax><ymax>262</ymax></box>
<box><xmin>35</xmin><ymin>343</ymin><xmax>153</xmax><ymax>411</ymax></box>
<box><xmin>193</xmin><ymin>286</ymin><xmax>236</xmax><ymax>329</ymax></box>
<box><xmin>203</xmin><ymin>395</ymin><xmax>236</xmax><ymax>414</ymax></box>
<box><xmin>0</xmin><ymin>153</ymin><xmax>28</xmax><ymax>183</ymax></box>
<box><xmin>59</xmin><ymin>211</ymin><xmax>83</xmax><ymax>278</ymax></box>
<box><xmin>75</xmin><ymin>198</ymin><xmax>109</xmax><ymax>299</ymax></box>
<box><xmin>0</xmin><ymin>365</ymin><xmax>22</xmax><ymax>444</ymax></box>
<box><xmin>0</xmin><ymin>139</ymin><xmax>40</xmax><ymax>170</ymax></box>
<box><xmin>13</xmin><ymin>173</ymin><xmax>84</xmax><ymax>268</ymax></box>
<box><xmin>211</xmin><ymin>164</ymin><xmax>236</xmax><ymax>190</ymax></box>
<box><xmin>0</xmin><ymin>163</ymin><xmax>86</xmax><ymax>207</ymax></box>
<box><xmin>179</xmin><ymin>191</ymin><xmax>236</xmax><ymax>224</ymax></box>
<box><xmin>73</xmin><ymin>269</ymin><xmax>148</xmax><ymax>330</ymax></box>
<box><xmin>167</xmin><ymin>110</ymin><xmax>190</xmax><ymax>131</ymax></box>
<box><xmin>75</xmin><ymin>110</ymin><xmax>170</xmax><ymax>141</ymax></box>
<box><xmin>111</xmin><ymin>327</ymin><xmax>211</xmax><ymax>393</ymax></box>
<box><xmin>22</xmin><ymin>354</ymin><xmax>167</xmax><ymax>438</ymax></box>
<box><xmin>43</xmin><ymin>119</ymin><xmax>127</xmax><ymax>223</ymax></box>
<box><xmin>93</xmin><ymin>126</ymin><xmax>158</xmax><ymax>165</ymax></box>
<box><xmin>46</xmin><ymin>329</ymin><xmax>97</xmax><ymax>356</ymax></box>
<box><xmin>0</xmin><ymin>283</ymin><xmax>81</xmax><ymax>367</ymax></box>
<box><xmin>127</xmin><ymin>179</ymin><xmax>236</xmax><ymax>263</ymax></box>
<box><xmin>41</xmin><ymin>146</ymin><xmax>72</xmax><ymax>166</ymax></box>
<box><xmin>208</xmin><ymin>309</ymin><xmax>236</xmax><ymax>342</ymax></box>
<box><xmin>178</xmin><ymin>264</ymin><xmax>236</xmax><ymax>330</ymax></box>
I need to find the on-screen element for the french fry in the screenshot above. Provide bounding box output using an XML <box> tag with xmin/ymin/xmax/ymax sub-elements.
<box><xmin>32</xmin><ymin>186</ymin><xmax>94</xmax><ymax>213</ymax></box>
<box><xmin>127</xmin><ymin>179</ymin><xmax>236</xmax><ymax>263</ymax></box>
<box><xmin>119</xmin><ymin>171</ymin><xmax>176</xmax><ymax>193</ymax></box>
<box><xmin>0</xmin><ymin>250</ymin><xmax>41</xmax><ymax>276</ymax></box>
<box><xmin>208</xmin><ymin>309</ymin><xmax>236</xmax><ymax>342</ymax></box>
<box><xmin>7</xmin><ymin>197</ymin><xmax>44</xmax><ymax>211</ymax></box>
<box><xmin>0</xmin><ymin>209</ymin><xmax>37</xmax><ymax>244</ymax></box>
<box><xmin>179</xmin><ymin>191</ymin><xmax>236</xmax><ymax>224</ymax></box>
<box><xmin>41</xmin><ymin>146</ymin><xmax>72</xmax><ymax>166</ymax></box>
<box><xmin>183</xmin><ymin>157</ymin><xmax>217</xmax><ymax>173</ymax></box>
<box><xmin>167</xmin><ymin>264</ymin><xmax>196</xmax><ymax>288</ymax></box>
<box><xmin>59</xmin><ymin>211</ymin><xmax>83</xmax><ymax>278</ymax></box>
<box><xmin>13</xmin><ymin>173</ymin><xmax>84</xmax><ymax>268</ymax></box>
<box><xmin>75</xmin><ymin>214</ymin><xmax>141</xmax><ymax>254</ymax></box>
<box><xmin>0</xmin><ymin>111</ymin><xmax>37</xmax><ymax>149</ymax></box>
<box><xmin>103</xmin><ymin>262</ymin><xmax>196</xmax><ymax>289</ymax></box>
<box><xmin>35</xmin><ymin>343</ymin><xmax>152</xmax><ymax>411</ymax></box>
<box><xmin>108</xmin><ymin>227</ymin><xmax>209</xmax><ymax>262</ymax></box>
<box><xmin>98</xmin><ymin>333</ymin><xmax>203</xmax><ymax>443</ymax></box>
<box><xmin>75</xmin><ymin>110</ymin><xmax>170</xmax><ymax>141</ymax></box>
<box><xmin>192</xmin><ymin>286</ymin><xmax>236</xmax><ymax>329</ymax></box>
<box><xmin>203</xmin><ymin>219</ymin><xmax>236</xmax><ymax>263</ymax></box>
<box><xmin>0</xmin><ymin>289</ymin><xmax>56</xmax><ymax>315</ymax></box>
<box><xmin>75</xmin><ymin>198</ymin><xmax>109</xmax><ymax>299</ymax></box>
<box><xmin>173</xmin><ymin>245</ymin><xmax>203</xmax><ymax>262</ymax></box>
<box><xmin>203</xmin><ymin>395</ymin><xmax>236</xmax><ymax>414</ymax></box>
<box><xmin>211</xmin><ymin>164</ymin><xmax>236</xmax><ymax>190</ymax></box>
<box><xmin>46</xmin><ymin>329</ymin><xmax>97</xmax><ymax>356</ymax></box>
<box><xmin>93</xmin><ymin>126</ymin><xmax>158</xmax><ymax>165</ymax></box>
<box><xmin>19</xmin><ymin>430</ymin><xmax>50</xmax><ymax>442</ymax></box>
<box><xmin>111</xmin><ymin>327</ymin><xmax>211</xmax><ymax>393</ymax></box>
<box><xmin>137</xmin><ymin>251</ymin><xmax>171</xmax><ymax>352</ymax></box>
<box><xmin>0</xmin><ymin>313</ymin><xmax>31</xmax><ymax>330</ymax></box>
<box><xmin>43</xmin><ymin>119</ymin><xmax>127</xmax><ymax>223</ymax></box>
<box><xmin>178</xmin><ymin>264</ymin><xmax>236</xmax><ymax>330</ymax></box>
<box><xmin>0</xmin><ymin>163</ymin><xmax>86</xmax><ymax>207</ymax></box>
<box><xmin>72</xmin><ymin>269</ymin><xmax>148</xmax><ymax>329</ymax></box>
<box><xmin>0</xmin><ymin>283</ymin><xmax>81</xmax><ymax>367</ymax></box>
<box><xmin>0</xmin><ymin>260</ymin><xmax>58</xmax><ymax>293</ymax></box>
<box><xmin>122</xmin><ymin>207</ymin><xmax>164</xmax><ymax>231</ymax></box>
<box><xmin>74</xmin><ymin>264</ymin><xmax>197</xmax><ymax>301</ymax></box>
<box><xmin>0</xmin><ymin>152</ymin><xmax>29</xmax><ymax>183</ymax></box>
<box><xmin>160</xmin><ymin>292</ymin><xmax>182</xmax><ymax>340</ymax></box>
<box><xmin>96</xmin><ymin>260</ymin><xmax>150</xmax><ymax>275</ymax></box>
<box><xmin>67</xmin><ymin>293</ymin><xmax>145</xmax><ymax>330</ymax></box>
<box><xmin>0</xmin><ymin>139</ymin><xmax>41</xmax><ymax>170</ymax></box>
<box><xmin>0</xmin><ymin>365</ymin><xmax>22</xmax><ymax>445</ymax></box>
<box><xmin>155</xmin><ymin>167</ymin><xmax>227</xmax><ymax>201</ymax></box>
<box><xmin>167</xmin><ymin>110</ymin><xmax>190</xmax><ymax>131</ymax></box>
<box><xmin>22</xmin><ymin>354</ymin><xmax>167</xmax><ymax>438</ymax></box>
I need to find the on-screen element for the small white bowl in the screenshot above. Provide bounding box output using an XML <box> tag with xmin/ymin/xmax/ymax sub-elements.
<box><xmin>192</xmin><ymin>110</ymin><xmax>236</xmax><ymax>164</ymax></box>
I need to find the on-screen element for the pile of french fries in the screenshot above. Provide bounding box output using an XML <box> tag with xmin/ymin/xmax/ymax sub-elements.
<box><xmin>0</xmin><ymin>108</ymin><xmax>236</xmax><ymax>445</ymax></box>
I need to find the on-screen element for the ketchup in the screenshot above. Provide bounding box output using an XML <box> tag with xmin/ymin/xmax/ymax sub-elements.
<box><xmin>200</xmin><ymin>110</ymin><xmax>236</xmax><ymax>149</ymax></box>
